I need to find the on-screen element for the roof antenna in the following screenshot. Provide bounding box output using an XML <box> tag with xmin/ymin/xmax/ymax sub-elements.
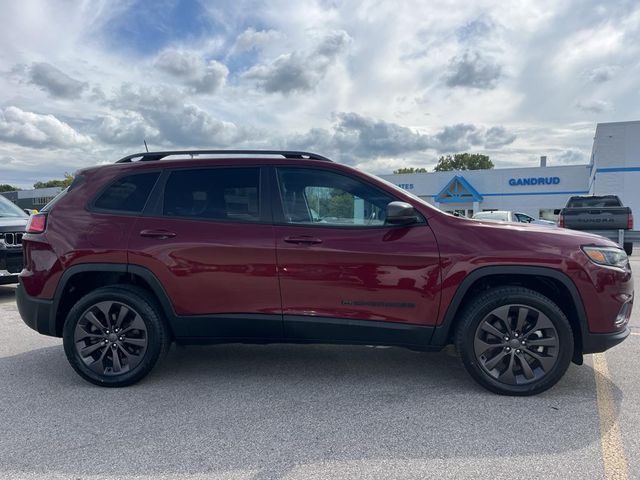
<box><xmin>143</xmin><ymin>139</ymin><xmax>149</xmax><ymax>152</ymax></box>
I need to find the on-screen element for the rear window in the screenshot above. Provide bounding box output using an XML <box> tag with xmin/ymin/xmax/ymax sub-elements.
<box><xmin>163</xmin><ymin>167</ymin><xmax>261</xmax><ymax>222</ymax></box>
<box><xmin>567</xmin><ymin>196</ymin><xmax>622</xmax><ymax>208</ymax></box>
<box><xmin>93</xmin><ymin>172</ymin><xmax>160</xmax><ymax>213</ymax></box>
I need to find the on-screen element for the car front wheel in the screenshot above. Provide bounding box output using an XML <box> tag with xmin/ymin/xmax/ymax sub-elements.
<box><xmin>455</xmin><ymin>286</ymin><xmax>573</xmax><ymax>396</ymax></box>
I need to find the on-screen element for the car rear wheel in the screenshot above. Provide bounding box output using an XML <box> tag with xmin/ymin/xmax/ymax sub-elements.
<box><xmin>63</xmin><ymin>286</ymin><xmax>170</xmax><ymax>387</ymax></box>
<box><xmin>455</xmin><ymin>286</ymin><xmax>573</xmax><ymax>396</ymax></box>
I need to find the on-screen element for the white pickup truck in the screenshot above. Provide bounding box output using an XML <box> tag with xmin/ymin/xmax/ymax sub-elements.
<box><xmin>472</xmin><ymin>210</ymin><xmax>556</xmax><ymax>226</ymax></box>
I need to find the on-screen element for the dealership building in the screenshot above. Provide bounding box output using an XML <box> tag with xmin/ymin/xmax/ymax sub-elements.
<box><xmin>1</xmin><ymin>186</ymin><xmax>62</xmax><ymax>212</ymax></box>
<box><xmin>381</xmin><ymin>120</ymin><xmax>640</xmax><ymax>221</ymax></box>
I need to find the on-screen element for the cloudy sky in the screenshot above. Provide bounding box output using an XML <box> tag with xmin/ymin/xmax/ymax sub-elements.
<box><xmin>1</xmin><ymin>0</ymin><xmax>639</xmax><ymax>187</ymax></box>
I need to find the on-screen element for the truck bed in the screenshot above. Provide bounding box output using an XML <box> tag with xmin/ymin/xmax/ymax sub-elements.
<box><xmin>561</xmin><ymin>206</ymin><xmax>631</xmax><ymax>230</ymax></box>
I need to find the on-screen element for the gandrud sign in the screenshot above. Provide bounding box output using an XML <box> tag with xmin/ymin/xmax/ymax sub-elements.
<box><xmin>508</xmin><ymin>176</ymin><xmax>561</xmax><ymax>186</ymax></box>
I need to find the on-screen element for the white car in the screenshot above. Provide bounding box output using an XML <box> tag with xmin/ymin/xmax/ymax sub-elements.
<box><xmin>472</xmin><ymin>210</ymin><xmax>556</xmax><ymax>226</ymax></box>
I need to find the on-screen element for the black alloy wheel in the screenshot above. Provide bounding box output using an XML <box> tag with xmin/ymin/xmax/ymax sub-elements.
<box><xmin>73</xmin><ymin>300</ymin><xmax>149</xmax><ymax>376</ymax></box>
<box><xmin>456</xmin><ymin>286</ymin><xmax>573</xmax><ymax>396</ymax></box>
<box><xmin>63</xmin><ymin>286</ymin><xmax>170</xmax><ymax>387</ymax></box>
<box><xmin>474</xmin><ymin>304</ymin><xmax>559</xmax><ymax>385</ymax></box>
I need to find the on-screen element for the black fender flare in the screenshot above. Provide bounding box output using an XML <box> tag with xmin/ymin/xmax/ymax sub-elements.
<box><xmin>429</xmin><ymin>265</ymin><xmax>589</xmax><ymax>350</ymax></box>
<box><xmin>51</xmin><ymin>263</ymin><xmax>177</xmax><ymax>334</ymax></box>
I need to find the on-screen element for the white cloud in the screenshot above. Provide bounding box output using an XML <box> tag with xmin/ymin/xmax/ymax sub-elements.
<box><xmin>154</xmin><ymin>49</ymin><xmax>228</xmax><ymax>94</ymax></box>
<box><xmin>235</xmin><ymin>28</ymin><xmax>281</xmax><ymax>51</ymax></box>
<box><xmin>445</xmin><ymin>51</ymin><xmax>503</xmax><ymax>89</ymax></box>
<box><xmin>0</xmin><ymin>106</ymin><xmax>90</xmax><ymax>148</ymax></box>
<box><xmin>484</xmin><ymin>126</ymin><xmax>517</xmax><ymax>149</ymax></box>
<box><xmin>107</xmin><ymin>84</ymin><xmax>248</xmax><ymax>147</ymax></box>
<box><xmin>1</xmin><ymin>0</ymin><xmax>640</xmax><ymax>185</ymax></box>
<box><xmin>286</xmin><ymin>112</ymin><xmax>516</xmax><ymax>164</ymax></box>
<box><xmin>28</xmin><ymin>62</ymin><xmax>88</xmax><ymax>98</ymax></box>
<box><xmin>96</xmin><ymin>112</ymin><xmax>160</xmax><ymax>146</ymax></box>
<box><xmin>575</xmin><ymin>99</ymin><xmax>613</xmax><ymax>114</ymax></box>
<box><xmin>557</xmin><ymin>148</ymin><xmax>588</xmax><ymax>164</ymax></box>
<box><xmin>243</xmin><ymin>30</ymin><xmax>351</xmax><ymax>94</ymax></box>
<box><xmin>584</xmin><ymin>65</ymin><xmax>619</xmax><ymax>83</ymax></box>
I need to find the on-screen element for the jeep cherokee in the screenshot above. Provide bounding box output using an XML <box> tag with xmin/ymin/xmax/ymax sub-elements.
<box><xmin>0</xmin><ymin>194</ymin><xmax>28</xmax><ymax>285</ymax></box>
<box><xmin>16</xmin><ymin>150</ymin><xmax>634</xmax><ymax>395</ymax></box>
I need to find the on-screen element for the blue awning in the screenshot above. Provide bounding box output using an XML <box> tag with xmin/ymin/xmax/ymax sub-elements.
<box><xmin>434</xmin><ymin>175</ymin><xmax>483</xmax><ymax>203</ymax></box>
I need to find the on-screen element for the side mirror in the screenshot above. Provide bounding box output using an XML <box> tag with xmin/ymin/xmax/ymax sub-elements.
<box><xmin>386</xmin><ymin>201</ymin><xmax>419</xmax><ymax>225</ymax></box>
<box><xmin>553</xmin><ymin>209</ymin><xmax>561</xmax><ymax>215</ymax></box>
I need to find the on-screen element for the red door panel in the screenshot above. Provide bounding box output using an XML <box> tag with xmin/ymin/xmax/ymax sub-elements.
<box><xmin>275</xmin><ymin>224</ymin><xmax>441</xmax><ymax>325</ymax></box>
<box><xmin>128</xmin><ymin>218</ymin><xmax>281</xmax><ymax>317</ymax></box>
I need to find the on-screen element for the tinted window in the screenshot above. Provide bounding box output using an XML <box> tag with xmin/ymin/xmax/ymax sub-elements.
<box><xmin>94</xmin><ymin>172</ymin><xmax>159</xmax><ymax>213</ymax></box>
<box><xmin>163</xmin><ymin>168</ymin><xmax>261</xmax><ymax>222</ymax></box>
<box><xmin>277</xmin><ymin>168</ymin><xmax>394</xmax><ymax>226</ymax></box>
<box><xmin>567</xmin><ymin>196</ymin><xmax>622</xmax><ymax>208</ymax></box>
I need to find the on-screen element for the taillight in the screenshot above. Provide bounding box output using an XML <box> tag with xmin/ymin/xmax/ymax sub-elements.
<box><xmin>26</xmin><ymin>213</ymin><xmax>47</xmax><ymax>233</ymax></box>
<box><xmin>557</xmin><ymin>212</ymin><xmax>564</xmax><ymax>228</ymax></box>
<box><xmin>628</xmin><ymin>212</ymin><xmax>633</xmax><ymax>230</ymax></box>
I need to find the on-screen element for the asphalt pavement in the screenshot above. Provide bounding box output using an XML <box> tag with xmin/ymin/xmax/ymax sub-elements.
<box><xmin>0</xmin><ymin>257</ymin><xmax>638</xmax><ymax>479</ymax></box>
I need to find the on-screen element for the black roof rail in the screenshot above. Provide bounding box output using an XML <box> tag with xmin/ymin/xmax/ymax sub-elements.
<box><xmin>115</xmin><ymin>149</ymin><xmax>333</xmax><ymax>163</ymax></box>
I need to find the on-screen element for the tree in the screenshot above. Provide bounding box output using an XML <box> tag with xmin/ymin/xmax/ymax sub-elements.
<box><xmin>433</xmin><ymin>153</ymin><xmax>494</xmax><ymax>172</ymax></box>
<box><xmin>393</xmin><ymin>167</ymin><xmax>428</xmax><ymax>174</ymax></box>
<box><xmin>327</xmin><ymin>190</ymin><xmax>354</xmax><ymax>219</ymax></box>
<box><xmin>33</xmin><ymin>172</ymin><xmax>75</xmax><ymax>189</ymax></box>
<box><xmin>306</xmin><ymin>188</ymin><xmax>354</xmax><ymax>219</ymax></box>
<box><xmin>0</xmin><ymin>184</ymin><xmax>19</xmax><ymax>193</ymax></box>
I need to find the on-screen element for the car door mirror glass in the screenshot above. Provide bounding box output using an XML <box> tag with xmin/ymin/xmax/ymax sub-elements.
<box><xmin>386</xmin><ymin>201</ymin><xmax>419</xmax><ymax>225</ymax></box>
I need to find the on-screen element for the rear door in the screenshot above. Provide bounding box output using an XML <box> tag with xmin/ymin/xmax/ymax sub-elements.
<box><xmin>128</xmin><ymin>165</ymin><xmax>283</xmax><ymax>340</ymax></box>
<box><xmin>272</xmin><ymin>166</ymin><xmax>441</xmax><ymax>346</ymax></box>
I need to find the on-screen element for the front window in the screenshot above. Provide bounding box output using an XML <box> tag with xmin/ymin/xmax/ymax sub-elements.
<box><xmin>276</xmin><ymin>168</ymin><xmax>394</xmax><ymax>227</ymax></box>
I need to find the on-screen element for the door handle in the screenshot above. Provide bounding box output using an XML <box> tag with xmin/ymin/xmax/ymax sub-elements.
<box><xmin>283</xmin><ymin>235</ymin><xmax>323</xmax><ymax>245</ymax></box>
<box><xmin>139</xmin><ymin>229</ymin><xmax>176</xmax><ymax>239</ymax></box>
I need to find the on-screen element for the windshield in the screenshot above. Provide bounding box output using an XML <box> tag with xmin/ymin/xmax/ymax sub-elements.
<box><xmin>0</xmin><ymin>195</ymin><xmax>28</xmax><ymax>218</ymax></box>
<box><xmin>473</xmin><ymin>211</ymin><xmax>508</xmax><ymax>221</ymax></box>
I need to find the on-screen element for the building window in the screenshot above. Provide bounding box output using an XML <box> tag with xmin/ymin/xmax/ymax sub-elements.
<box><xmin>32</xmin><ymin>196</ymin><xmax>55</xmax><ymax>206</ymax></box>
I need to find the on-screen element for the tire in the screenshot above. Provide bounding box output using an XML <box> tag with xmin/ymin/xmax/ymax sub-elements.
<box><xmin>624</xmin><ymin>242</ymin><xmax>633</xmax><ymax>256</ymax></box>
<box><xmin>63</xmin><ymin>286</ymin><xmax>171</xmax><ymax>387</ymax></box>
<box><xmin>455</xmin><ymin>286</ymin><xmax>573</xmax><ymax>396</ymax></box>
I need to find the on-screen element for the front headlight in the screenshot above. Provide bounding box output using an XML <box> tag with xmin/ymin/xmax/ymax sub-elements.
<box><xmin>582</xmin><ymin>246</ymin><xmax>628</xmax><ymax>269</ymax></box>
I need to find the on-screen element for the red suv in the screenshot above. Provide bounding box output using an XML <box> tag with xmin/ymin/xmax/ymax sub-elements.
<box><xmin>17</xmin><ymin>150</ymin><xmax>633</xmax><ymax>395</ymax></box>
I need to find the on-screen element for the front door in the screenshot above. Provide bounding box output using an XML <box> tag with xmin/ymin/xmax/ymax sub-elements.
<box><xmin>273</xmin><ymin>166</ymin><xmax>441</xmax><ymax>346</ymax></box>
